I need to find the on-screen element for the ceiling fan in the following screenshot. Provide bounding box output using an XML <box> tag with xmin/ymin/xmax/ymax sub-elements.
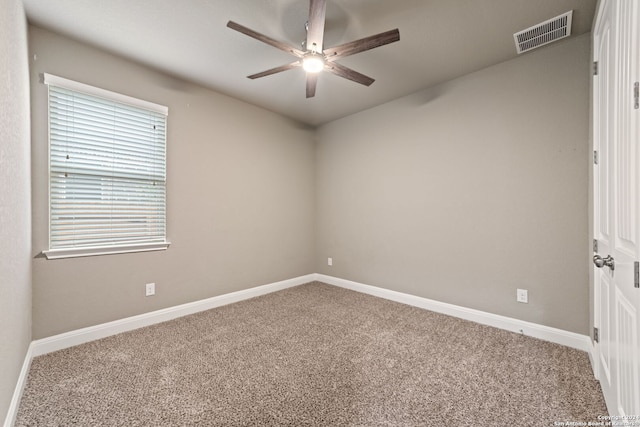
<box><xmin>227</xmin><ymin>0</ymin><xmax>400</xmax><ymax>98</ymax></box>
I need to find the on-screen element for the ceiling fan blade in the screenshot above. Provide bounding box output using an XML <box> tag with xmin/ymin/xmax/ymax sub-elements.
<box><xmin>324</xmin><ymin>28</ymin><xmax>400</xmax><ymax>61</ymax></box>
<box><xmin>306</xmin><ymin>0</ymin><xmax>327</xmax><ymax>53</ymax></box>
<box><xmin>326</xmin><ymin>62</ymin><xmax>375</xmax><ymax>86</ymax></box>
<box><xmin>306</xmin><ymin>73</ymin><xmax>318</xmax><ymax>98</ymax></box>
<box><xmin>248</xmin><ymin>61</ymin><xmax>301</xmax><ymax>79</ymax></box>
<box><xmin>227</xmin><ymin>21</ymin><xmax>305</xmax><ymax>57</ymax></box>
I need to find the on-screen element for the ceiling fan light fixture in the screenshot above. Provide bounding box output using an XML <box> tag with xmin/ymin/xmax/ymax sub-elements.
<box><xmin>302</xmin><ymin>54</ymin><xmax>325</xmax><ymax>73</ymax></box>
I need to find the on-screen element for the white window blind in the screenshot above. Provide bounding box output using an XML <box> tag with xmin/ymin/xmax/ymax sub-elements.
<box><xmin>43</xmin><ymin>74</ymin><xmax>169</xmax><ymax>259</ymax></box>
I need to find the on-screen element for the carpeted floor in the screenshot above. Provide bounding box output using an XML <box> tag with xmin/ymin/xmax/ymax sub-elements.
<box><xmin>16</xmin><ymin>282</ymin><xmax>607</xmax><ymax>426</ymax></box>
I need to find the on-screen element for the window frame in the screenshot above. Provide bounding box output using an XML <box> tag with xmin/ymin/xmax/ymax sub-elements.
<box><xmin>42</xmin><ymin>74</ymin><xmax>170</xmax><ymax>260</ymax></box>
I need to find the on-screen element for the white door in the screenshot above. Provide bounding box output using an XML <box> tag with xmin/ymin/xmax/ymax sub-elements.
<box><xmin>593</xmin><ymin>0</ymin><xmax>640</xmax><ymax>416</ymax></box>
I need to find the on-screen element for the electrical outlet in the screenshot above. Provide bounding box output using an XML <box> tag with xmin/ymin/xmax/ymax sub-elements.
<box><xmin>517</xmin><ymin>288</ymin><xmax>528</xmax><ymax>303</ymax></box>
<box><xmin>328</xmin><ymin>257</ymin><xmax>333</xmax><ymax>266</ymax></box>
<box><xmin>145</xmin><ymin>283</ymin><xmax>155</xmax><ymax>297</ymax></box>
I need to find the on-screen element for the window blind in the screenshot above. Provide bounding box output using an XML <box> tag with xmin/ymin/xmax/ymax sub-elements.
<box><xmin>44</xmin><ymin>74</ymin><xmax>168</xmax><ymax>258</ymax></box>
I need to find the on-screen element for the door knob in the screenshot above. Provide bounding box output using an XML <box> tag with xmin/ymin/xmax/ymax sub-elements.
<box><xmin>593</xmin><ymin>254</ymin><xmax>615</xmax><ymax>270</ymax></box>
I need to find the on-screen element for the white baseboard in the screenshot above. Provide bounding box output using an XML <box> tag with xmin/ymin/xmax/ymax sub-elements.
<box><xmin>7</xmin><ymin>272</ymin><xmax>595</xmax><ymax>427</ymax></box>
<box><xmin>31</xmin><ymin>274</ymin><xmax>315</xmax><ymax>357</ymax></box>
<box><xmin>3</xmin><ymin>342</ymin><xmax>34</xmax><ymax>427</ymax></box>
<box><xmin>29</xmin><ymin>271</ymin><xmax>595</xmax><ymax>358</ymax></box>
<box><xmin>316</xmin><ymin>274</ymin><xmax>593</xmax><ymax>353</ymax></box>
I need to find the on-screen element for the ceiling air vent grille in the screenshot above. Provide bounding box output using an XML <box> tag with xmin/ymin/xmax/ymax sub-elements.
<box><xmin>514</xmin><ymin>10</ymin><xmax>573</xmax><ymax>54</ymax></box>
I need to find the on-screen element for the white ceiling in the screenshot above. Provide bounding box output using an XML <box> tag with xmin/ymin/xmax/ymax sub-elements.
<box><xmin>22</xmin><ymin>0</ymin><xmax>597</xmax><ymax>126</ymax></box>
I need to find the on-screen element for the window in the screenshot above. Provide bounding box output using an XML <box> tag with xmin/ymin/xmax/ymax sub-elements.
<box><xmin>43</xmin><ymin>74</ymin><xmax>169</xmax><ymax>259</ymax></box>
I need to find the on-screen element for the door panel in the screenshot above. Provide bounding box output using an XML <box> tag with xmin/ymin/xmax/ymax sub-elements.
<box><xmin>615</xmin><ymin>288</ymin><xmax>638</xmax><ymax>414</ymax></box>
<box><xmin>593</xmin><ymin>0</ymin><xmax>640</xmax><ymax>416</ymax></box>
<box><xmin>594</xmin><ymin>0</ymin><xmax>615</xmax><ymax>409</ymax></box>
<box><xmin>615</xmin><ymin>0</ymin><xmax>639</xmax><ymax>258</ymax></box>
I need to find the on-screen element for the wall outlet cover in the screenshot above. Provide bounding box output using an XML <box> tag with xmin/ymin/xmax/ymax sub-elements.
<box><xmin>517</xmin><ymin>288</ymin><xmax>528</xmax><ymax>303</ymax></box>
<box><xmin>146</xmin><ymin>283</ymin><xmax>155</xmax><ymax>297</ymax></box>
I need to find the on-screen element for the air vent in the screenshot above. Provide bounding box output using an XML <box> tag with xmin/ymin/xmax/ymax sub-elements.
<box><xmin>514</xmin><ymin>11</ymin><xmax>573</xmax><ymax>54</ymax></box>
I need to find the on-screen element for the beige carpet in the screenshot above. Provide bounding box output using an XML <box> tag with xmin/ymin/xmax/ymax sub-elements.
<box><xmin>16</xmin><ymin>282</ymin><xmax>607</xmax><ymax>426</ymax></box>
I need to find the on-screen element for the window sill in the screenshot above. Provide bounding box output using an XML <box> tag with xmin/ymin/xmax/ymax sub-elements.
<box><xmin>42</xmin><ymin>242</ymin><xmax>171</xmax><ymax>260</ymax></box>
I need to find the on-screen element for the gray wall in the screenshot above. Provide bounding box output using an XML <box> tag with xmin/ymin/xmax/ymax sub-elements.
<box><xmin>0</xmin><ymin>0</ymin><xmax>32</xmax><ymax>423</ymax></box>
<box><xmin>27</xmin><ymin>26</ymin><xmax>591</xmax><ymax>338</ymax></box>
<box><xmin>30</xmin><ymin>26</ymin><xmax>316</xmax><ymax>339</ymax></box>
<box><xmin>316</xmin><ymin>34</ymin><xmax>591</xmax><ymax>334</ymax></box>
